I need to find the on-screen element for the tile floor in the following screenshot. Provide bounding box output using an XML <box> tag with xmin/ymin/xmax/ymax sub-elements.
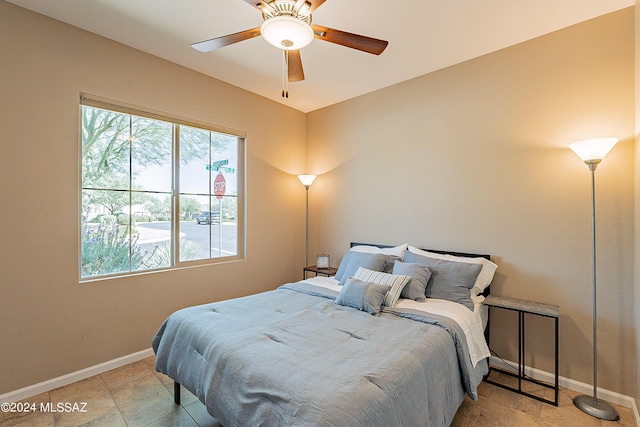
<box><xmin>452</xmin><ymin>371</ymin><xmax>636</xmax><ymax>427</ymax></box>
<box><xmin>0</xmin><ymin>357</ymin><xmax>636</xmax><ymax>427</ymax></box>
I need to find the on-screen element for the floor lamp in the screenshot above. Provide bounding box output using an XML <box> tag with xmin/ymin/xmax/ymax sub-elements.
<box><xmin>298</xmin><ymin>174</ymin><xmax>316</xmax><ymax>266</ymax></box>
<box><xmin>569</xmin><ymin>137</ymin><xmax>619</xmax><ymax>421</ymax></box>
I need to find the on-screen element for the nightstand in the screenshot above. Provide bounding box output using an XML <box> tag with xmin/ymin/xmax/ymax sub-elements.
<box><xmin>303</xmin><ymin>265</ymin><xmax>338</xmax><ymax>279</ymax></box>
<box><xmin>484</xmin><ymin>295</ymin><xmax>559</xmax><ymax>406</ymax></box>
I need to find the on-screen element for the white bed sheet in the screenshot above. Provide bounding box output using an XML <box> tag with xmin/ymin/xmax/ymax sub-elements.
<box><xmin>301</xmin><ymin>276</ymin><xmax>491</xmax><ymax>367</ymax></box>
<box><xmin>302</xmin><ymin>276</ymin><xmax>343</xmax><ymax>292</ymax></box>
<box><xmin>394</xmin><ymin>298</ymin><xmax>490</xmax><ymax>367</ymax></box>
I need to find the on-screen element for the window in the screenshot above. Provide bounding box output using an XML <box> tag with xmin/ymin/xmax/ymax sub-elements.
<box><xmin>80</xmin><ymin>95</ymin><xmax>245</xmax><ymax>280</ymax></box>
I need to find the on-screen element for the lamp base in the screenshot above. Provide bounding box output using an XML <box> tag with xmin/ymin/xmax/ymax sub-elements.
<box><xmin>573</xmin><ymin>394</ymin><xmax>619</xmax><ymax>421</ymax></box>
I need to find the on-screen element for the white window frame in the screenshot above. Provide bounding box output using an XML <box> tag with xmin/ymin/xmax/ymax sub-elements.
<box><xmin>79</xmin><ymin>94</ymin><xmax>245</xmax><ymax>281</ymax></box>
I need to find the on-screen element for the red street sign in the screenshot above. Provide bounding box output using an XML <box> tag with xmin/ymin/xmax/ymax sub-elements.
<box><xmin>214</xmin><ymin>173</ymin><xmax>226</xmax><ymax>199</ymax></box>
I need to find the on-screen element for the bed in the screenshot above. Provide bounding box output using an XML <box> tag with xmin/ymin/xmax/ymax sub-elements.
<box><xmin>152</xmin><ymin>243</ymin><xmax>497</xmax><ymax>427</ymax></box>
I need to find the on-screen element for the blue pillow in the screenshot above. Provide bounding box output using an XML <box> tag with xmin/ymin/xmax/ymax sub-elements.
<box><xmin>334</xmin><ymin>252</ymin><xmax>388</xmax><ymax>285</ymax></box>
<box><xmin>334</xmin><ymin>251</ymin><xmax>354</xmax><ymax>281</ymax></box>
<box><xmin>403</xmin><ymin>251</ymin><xmax>482</xmax><ymax>310</ymax></box>
<box><xmin>335</xmin><ymin>278</ymin><xmax>389</xmax><ymax>315</ymax></box>
<box><xmin>392</xmin><ymin>261</ymin><xmax>432</xmax><ymax>302</ymax></box>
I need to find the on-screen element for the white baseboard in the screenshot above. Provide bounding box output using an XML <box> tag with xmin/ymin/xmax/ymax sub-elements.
<box><xmin>1</xmin><ymin>350</ymin><xmax>637</xmax><ymax>427</ymax></box>
<box><xmin>490</xmin><ymin>356</ymin><xmax>639</xmax><ymax>424</ymax></box>
<box><xmin>0</xmin><ymin>348</ymin><xmax>155</xmax><ymax>404</ymax></box>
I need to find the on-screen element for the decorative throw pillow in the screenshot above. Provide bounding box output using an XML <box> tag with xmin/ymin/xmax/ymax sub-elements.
<box><xmin>352</xmin><ymin>267</ymin><xmax>411</xmax><ymax>307</ymax></box>
<box><xmin>335</xmin><ymin>252</ymin><xmax>388</xmax><ymax>285</ymax></box>
<box><xmin>335</xmin><ymin>277</ymin><xmax>389</xmax><ymax>315</ymax></box>
<box><xmin>392</xmin><ymin>261</ymin><xmax>433</xmax><ymax>302</ymax></box>
<box><xmin>404</xmin><ymin>251</ymin><xmax>482</xmax><ymax>311</ymax></box>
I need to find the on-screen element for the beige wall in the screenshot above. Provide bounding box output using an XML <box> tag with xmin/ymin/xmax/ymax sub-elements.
<box><xmin>307</xmin><ymin>9</ymin><xmax>635</xmax><ymax>396</ymax></box>
<box><xmin>0</xmin><ymin>2</ymin><xmax>307</xmax><ymax>395</ymax></box>
<box><xmin>1</xmin><ymin>1</ymin><xmax>637</xmax><ymax>400</ymax></box>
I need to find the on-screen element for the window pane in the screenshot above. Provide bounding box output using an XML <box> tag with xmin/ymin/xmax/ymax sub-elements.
<box><xmin>179</xmin><ymin>195</ymin><xmax>211</xmax><ymax>262</ymax></box>
<box><xmin>219</xmin><ymin>196</ymin><xmax>238</xmax><ymax>256</ymax></box>
<box><xmin>81</xmin><ymin>107</ymin><xmax>131</xmax><ymax>190</ymax></box>
<box><xmin>81</xmin><ymin>189</ymin><xmax>134</xmax><ymax>277</ymax></box>
<box><xmin>214</xmin><ymin>134</ymin><xmax>239</xmax><ymax>196</ymax></box>
<box><xmin>131</xmin><ymin>116</ymin><xmax>173</xmax><ymax>192</ymax></box>
<box><xmin>208</xmin><ymin>197</ymin><xmax>224</xmax><ymax>258</ymax></box>
<box><xmin>82</xmin><ymin>189</ymin><xmax>129</xmax><ymax>221</ymax></box>
<box><xmin>180</xmin><ymin>126</ymin><xmax>211</xmax><ymax>195</ymax></box>
<box><xmin>134</xmin><ymin>193</ymin><xmax>172</xmax><ymax>270</ymax></box>
<box><xmin>178</xmin><ymin>192</ymin><xmax>237</xmax><ymax>261</ymax></box>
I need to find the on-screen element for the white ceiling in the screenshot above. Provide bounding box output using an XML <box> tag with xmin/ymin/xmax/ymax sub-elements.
<box><xmin>7</xmin><ymin>0</ymin><xmax>633</xmax><ymax>112</ymax></box>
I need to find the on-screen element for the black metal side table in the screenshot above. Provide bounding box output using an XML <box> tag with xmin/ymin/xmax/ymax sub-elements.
<box><xmin>484</xmin><ymin>295</ymin><xmax>559</xmax><ymax>406</ymax></box>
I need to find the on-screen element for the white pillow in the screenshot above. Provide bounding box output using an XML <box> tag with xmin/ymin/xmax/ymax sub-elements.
<box><xmin>353</xmin><ymin>266</ymin><xmax>410</xmax><ymax>308</ymax></box>
<box><xmin>407</xmin><ymin>246</ymin><xmax>497</xmax><ymax>301</ymax></box>
<box><xmin>350</xmin><ymin>244</ymin><xmax>408</xmax><ymax>259</ymax></box>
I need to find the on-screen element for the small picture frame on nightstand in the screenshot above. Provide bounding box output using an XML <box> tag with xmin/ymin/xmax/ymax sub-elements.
<box><xmin>316</xmin><ymin>252</ymin><xmax>330</xmax><ymax>269</ymax></box>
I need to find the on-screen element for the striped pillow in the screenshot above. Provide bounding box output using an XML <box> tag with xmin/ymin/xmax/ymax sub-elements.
<box><xmin>353</xmin><ymin>267</ymin><xmax>411</xmax><ymax>307</ymax></box>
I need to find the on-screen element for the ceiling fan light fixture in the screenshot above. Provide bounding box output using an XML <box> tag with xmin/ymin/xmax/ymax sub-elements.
<box><xmin>260</xmin><ymin>15</ymin><xmax>314</xmax><ymax>50</ymax></box>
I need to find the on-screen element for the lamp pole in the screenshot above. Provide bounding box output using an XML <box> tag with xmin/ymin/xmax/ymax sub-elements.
<box><xmin>569</xmin><ymin>138</ymin><xmax>619</xmax><ymax>421</ymax></box>
<box><xmin>588</xmin><ymin>160</ymin><xmax>600</xmax><ymax>404</ymax></box>
<box><xmin>304</xmin><ymin>183</ymin><xmax>310</xmax><ymax>264</ymax></box>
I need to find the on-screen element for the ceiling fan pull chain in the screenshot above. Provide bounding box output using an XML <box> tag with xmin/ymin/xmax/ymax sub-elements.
<box><xmin>282</xmin><ymin>50</ymin><xmax>289</xmax><ymax>98</ymax></box>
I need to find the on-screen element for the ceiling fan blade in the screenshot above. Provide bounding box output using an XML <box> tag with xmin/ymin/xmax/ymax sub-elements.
<box><xmin>294</xmin><ymin>0</ymin><xmax>327</xmax><ymax>13</ymax></box>
<box><xmin>311</xmin><ymin>24</ymin><xmax>388</xmax><ymax>55</ymax></box>
<box><xmin>191</xmin><ymin>27</ymin><xmax>261</xmax><ymax>52</ymax></box>
<box><xmin>288</xmin><ymin>49</ymin><xmax>305</xmax><ymax>82</ymax></box>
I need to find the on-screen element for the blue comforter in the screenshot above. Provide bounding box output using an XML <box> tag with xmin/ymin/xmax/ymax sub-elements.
<box><xmin>152</xmin><ymin>282</ymin><xmax>487</xmax><ymax>427</ymax></box>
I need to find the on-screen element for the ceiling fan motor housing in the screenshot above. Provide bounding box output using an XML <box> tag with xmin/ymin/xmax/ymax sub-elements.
<box><xmin>260</xmin><ymin>0</ymin><xmax>314</xmax><ymax>50</ymax></box>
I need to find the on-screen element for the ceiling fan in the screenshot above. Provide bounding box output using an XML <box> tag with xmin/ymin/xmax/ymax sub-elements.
<box><xmin>192</xmin><ymin>0</ymin><xmax>389</xmax><ymax>98</ymax></box>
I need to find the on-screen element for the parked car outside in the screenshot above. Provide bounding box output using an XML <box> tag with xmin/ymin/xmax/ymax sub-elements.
<box><xmin>196</xmin><ymin>210</ymin><xmax>220</xmax><ymax>225</ymax></box>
